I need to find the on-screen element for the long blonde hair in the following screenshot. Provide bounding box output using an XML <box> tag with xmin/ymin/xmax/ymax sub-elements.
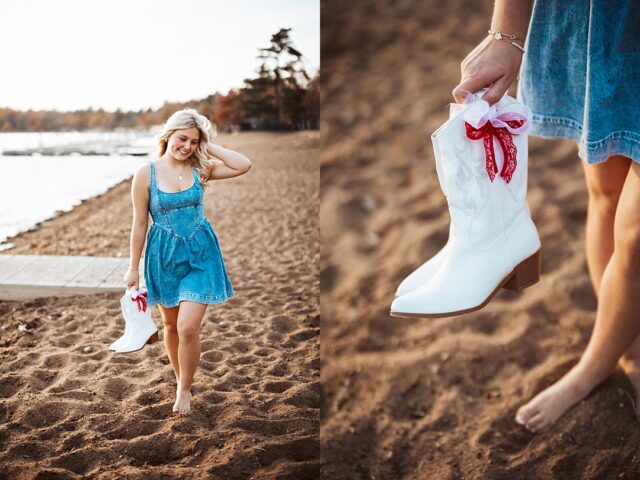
<box><xmin>154</xmin><ymin>108</ymin><xmax>217</xmax><ymax>191</ymax></box>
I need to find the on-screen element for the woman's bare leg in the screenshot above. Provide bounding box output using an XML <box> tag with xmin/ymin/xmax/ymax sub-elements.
<box><xmin>158</xmin><ymin>305</ymin><xmax>180</xmax><ymax>382</ymax></box>
<box><xmin>173</xmin><ymin>300</ymin><xmax>207</xmax><ymax>414</ymax></box>
<box><xmin>581</xmin><ymin>155</ymin><xmax>630</xmax><ymax>295</ymax></box>
<box><xmin>516</xmin><ymin>159</ymin><xmax>640</xmax><ymax>432</ymax></box>
<box><xmin>580</xmin><ymin>155</ymin><xmax>640</xmax><ymax>404</ymax></box>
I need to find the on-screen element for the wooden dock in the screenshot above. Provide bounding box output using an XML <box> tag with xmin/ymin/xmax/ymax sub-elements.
<box><xmin>0</xmin><ymin>254</ymin><xmax>145</xmax><ymax>300</ymax></box>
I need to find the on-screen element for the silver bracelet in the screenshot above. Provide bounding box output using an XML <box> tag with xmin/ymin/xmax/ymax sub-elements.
<box><xmin>488</xmin><ymin>30</ymin><xmax>526</xmax><ymax>53</ymax></box>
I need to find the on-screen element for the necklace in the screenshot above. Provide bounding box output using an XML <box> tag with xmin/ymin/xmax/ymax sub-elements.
<box><xmin>164</xmin><ymin>155</ymin><xmax>188</xmax><ymax>190</ymax></box>
<box><xmin>175</xmin><ymin>159</ymin><xmax>187</xmax><ymax>179</ymax></box>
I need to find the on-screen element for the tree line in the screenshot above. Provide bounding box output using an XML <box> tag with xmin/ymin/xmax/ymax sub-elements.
<box><xmin>0</xmin><ymin>28</ymin><xmax>318</xmax><ymax>133</ymax></box>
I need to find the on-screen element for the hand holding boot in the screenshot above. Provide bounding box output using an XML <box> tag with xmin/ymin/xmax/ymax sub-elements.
<box><xmin>123</xmin><ymin>269</ymin><xmax>139</xmax><ymax>290</ymax></box>
<box><xmin>452</xmin><ymin>36</ymin><xmax>523</xmax><ymax>106</ymax></box>
<box><xmin>452</xmin><ymin>0</ymin><xmax>534</xmax><ymax>105</ymax></box>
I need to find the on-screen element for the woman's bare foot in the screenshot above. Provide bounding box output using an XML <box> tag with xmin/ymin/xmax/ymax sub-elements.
<box><xmin>173</xmin><ymin>388</ymin><xmax>192</xmax><ymax>415</ymax></box>
<box><xmin>515</xmin><ymin>363</ymin><xmax>603</xmax><ymax>433</ymax></box>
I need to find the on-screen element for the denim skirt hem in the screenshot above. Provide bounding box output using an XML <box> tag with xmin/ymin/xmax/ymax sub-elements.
<box><xmin>147</xmin><ymin>288</ymin><xmax>235</xmax><ymax>308</ymax></box>
<box><xmin>528</xmin><ymin>113</ymin><xmax>640</xmax><ymax>165</ymax></box>
<box><xmin>518</xmin><ymin>0</ymin><xmax>640</xmax><ymax>166</ymax></box>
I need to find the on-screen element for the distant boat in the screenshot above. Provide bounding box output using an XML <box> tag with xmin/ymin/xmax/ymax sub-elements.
<box><xmin>115</xmin><ymin>145</ymin><xmax>151</xmax><ymax>156</ymax></box>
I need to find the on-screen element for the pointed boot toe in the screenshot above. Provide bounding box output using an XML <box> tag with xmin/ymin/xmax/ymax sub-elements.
<box><xmin>115</xmin><ymin>325</ymin><xmax>158</xmax><ymax>353</ymax></box>
<box><xmin>395</xmin><ymin>243</ymin><xmax>449</xmax><ymax>298</ymax></box>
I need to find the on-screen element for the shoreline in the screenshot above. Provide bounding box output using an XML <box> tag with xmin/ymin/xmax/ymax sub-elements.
<box><xmin>0</xmin><ymin>176</ymin><xmax>133</xmax><ymax>253</ymax></box>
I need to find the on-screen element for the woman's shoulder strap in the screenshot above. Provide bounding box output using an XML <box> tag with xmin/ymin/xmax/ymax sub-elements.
<box><xmin>192</xmin><ymin>163</ymin><xmax>203</xmax><ymax>189</ymax></box>
<box><xmin>148</xmin><ymin>161</ymin><xmax>156</xmax><ymax>190</ymax></box>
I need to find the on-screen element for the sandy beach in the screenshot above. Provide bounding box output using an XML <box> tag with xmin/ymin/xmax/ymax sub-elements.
<box><xmin>321</xmin><ymin>1</ymin><xmax>640</xmax><ymax>478</ymax></box>
<box><xmin>0</xmin><ymin>132</ymin><xmax>320</xmax><ymax>479</ymax></box>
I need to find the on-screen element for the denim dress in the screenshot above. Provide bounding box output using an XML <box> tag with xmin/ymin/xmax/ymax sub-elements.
<box><xmin>143</xmin><ymin>161</ymin><xmax>235</xmax><ymax>307</ymax></box>
<box><xmin>517</xmin><ymin>0</ymin><xmax>640</xmax><ymax>164</ymax></box>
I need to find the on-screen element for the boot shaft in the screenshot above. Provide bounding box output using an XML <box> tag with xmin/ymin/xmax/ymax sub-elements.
<box><xmin>430</xmin><ymin>94</ymin><xmax>531</xmax><ymax>246</ymax></box>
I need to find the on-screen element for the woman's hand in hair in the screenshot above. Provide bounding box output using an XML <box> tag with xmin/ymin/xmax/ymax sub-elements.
<box><xmin>206</xmin><ymin>142</ymin><xmax>252</xmax><ymax>180</ymax></box>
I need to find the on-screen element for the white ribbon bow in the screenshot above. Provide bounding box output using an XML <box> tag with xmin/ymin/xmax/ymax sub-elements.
<box><xmin>463</xmin><ymin>94</ymin><xmax>532</xmax><ymax>135</ymax></box>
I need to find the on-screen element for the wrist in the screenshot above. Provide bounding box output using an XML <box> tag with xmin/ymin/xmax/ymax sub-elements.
<box><xmin>488</xmin><ymin>25</ymin><xmax>526</xmax><ymax>39</ymax></box>
<box><xmin>487</xmin><ymin>29</ymin><xmax>526</xmax><ymax>53</ymax></box>
<box><xmin>490</xmin><ymin>0</ymin><xmax>533</xmax><ymax>46</ymax></box>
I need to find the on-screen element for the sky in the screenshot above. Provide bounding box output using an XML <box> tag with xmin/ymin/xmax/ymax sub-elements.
<box><xmin>0</xmin><ymin>0</ymin><xmax>319</xmax><ymax>113</ymax></box>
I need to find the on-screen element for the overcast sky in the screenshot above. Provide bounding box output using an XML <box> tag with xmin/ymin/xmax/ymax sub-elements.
<box><xmin>0</xmin><ymin>0</ymin><xmax>319</xmax><ymax>113</ymax></box>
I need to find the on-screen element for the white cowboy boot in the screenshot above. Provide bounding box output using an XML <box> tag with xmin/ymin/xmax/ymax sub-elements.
<box><xmin>115</xmin><ymin>288</ymin><xmax>159</xmax><ymax>353</ymax></box>
<box><xmin>394</xmin><ymin>95</ymin><xmax>535</xmax><ymax>298</ymax></box>
<box><xmin>390</xmin><ymin>93</ymin><xmax>541</xmax><ymax>318</ymax></box>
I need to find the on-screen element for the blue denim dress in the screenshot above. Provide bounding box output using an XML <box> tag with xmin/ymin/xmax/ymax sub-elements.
<box><xmin>517</xmin><ymin>0</ymin><xmax>640</xmax><ymax>164</ymax></box>
<box><xmin>144</xmin><ymin>161</ymin><xmax>235</xmax><ymax>307</ymax></box>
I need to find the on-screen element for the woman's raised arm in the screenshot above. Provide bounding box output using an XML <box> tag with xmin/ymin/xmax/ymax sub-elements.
<box><xmin>206</xmin><ymin>143</ymin><xmax>252</xmax><ymax>180</ymax></box>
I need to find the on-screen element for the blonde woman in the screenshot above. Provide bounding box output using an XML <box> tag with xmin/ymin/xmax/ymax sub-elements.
<box><xmin>123</xmin><ymin>108</ymin><xmax>251</xmax><ymax>415</ymax></box>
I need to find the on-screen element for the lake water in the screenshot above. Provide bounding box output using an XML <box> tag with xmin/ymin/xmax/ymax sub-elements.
<box><xmin>0</xmin><ymin>130</ymin><xmax>158</xmax><ymax>251</ymax></box>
